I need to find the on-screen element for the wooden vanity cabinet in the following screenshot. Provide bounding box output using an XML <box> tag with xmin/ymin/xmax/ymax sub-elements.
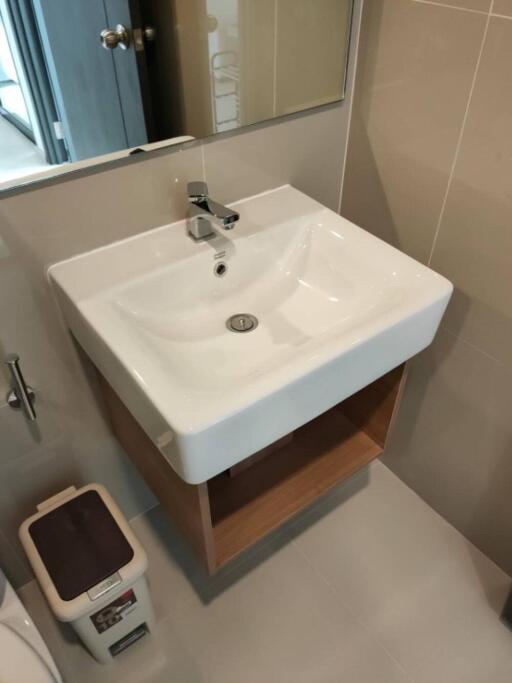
<box><xmin>98</xmin><ymin>365</ymin><xmax>407</xmax><ymax>574</ymax></box>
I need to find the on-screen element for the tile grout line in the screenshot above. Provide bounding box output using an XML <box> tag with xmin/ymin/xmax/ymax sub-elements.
<box><xmin>415</xmin><ymin>0</ymin><xmax>512</xmax><ymax>19</ymax></box>
<box><xmin>412</xmin><ymin>0</ymin><xmax>488</xmax><ymax>15</ymax></box>
<box><xmin>200</xmin><ymin>144</ymin><xmax>207</xmax><ymax>183</ymax></box>
<box><xmin>440</xmin><ymin>321</ymin><xmax>512</xmax><ymax>371</ymax></box>
<box><xmin>427</xmin><ymin>5</ymin><xmax>493</xmax><ymax>266</ymax></box>
<box><xmin>272</xmin><ymin>0</ymin><xmax>278</xmax><ymax>117</ymax></box>
<box><xmin>290</xmin><ymin>539</ymin><xmax>417</xmax><ymax>683</ymax></box>
<box><xmin>338</xmin><ymin>0</ymin><xmax>364</xmax><ymax>215</ymax></box>
<box><xmin>440</xmin><ymin>324</ymin><xmax>496</xmax><ymax>362</ymax></box>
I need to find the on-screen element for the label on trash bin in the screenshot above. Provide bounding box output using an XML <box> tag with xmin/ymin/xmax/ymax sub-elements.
<box><xmin>87</xmin><ymin>572</ymin><xmax>121</xmax><ymax>601</ymax></box>
<box><xmin>90</xmin><ymin>589</ymin><xmax>138</xmax><ymax>634</ymax></box>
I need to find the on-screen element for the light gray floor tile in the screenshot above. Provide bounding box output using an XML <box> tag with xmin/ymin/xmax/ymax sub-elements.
<box><xmin>16</xmin><ymin>461</ymin><xmax>512</xmax><ymax>683</ymax></box>
<box><xmin>292</xmin><ymin>462</ymin><xmax>512</xmax><ymax>683</ymax></box>
<box><xmin>20</xmin><ymin>533</ymin><xmax>409</xmax><ymax>683</ymax></box>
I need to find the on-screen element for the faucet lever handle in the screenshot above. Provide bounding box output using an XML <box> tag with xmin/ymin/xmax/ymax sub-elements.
<box><xmin>188</xmin><ymin>181</ymin><xmax>209</xmax><ymax>201</ymax></box>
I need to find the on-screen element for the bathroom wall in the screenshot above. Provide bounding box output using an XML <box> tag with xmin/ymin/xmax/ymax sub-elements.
<box><xmin>341</xmin><ymin>0</ymin><xmax>512</xmax><ymax>574</ymax></box>
<box><xmin>0</xmin><ymin>2</ymin><xmax>363</xmax><ymax>588</ymax></box>
<box><xmin>147</xmin><ymin>0</ymin><xmax>352</xmax><ymax>137</ymax></box>
<box><xmin>237</xmin><ymin>0</ymin><xmax>353</xmax><ymax>122</ymax></box>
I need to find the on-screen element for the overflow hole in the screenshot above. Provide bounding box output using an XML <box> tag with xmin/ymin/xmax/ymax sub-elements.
<box><xmin>214</xmin><ymin>262</ymin><xmax>228</xmax><ymax>277</ymax></box>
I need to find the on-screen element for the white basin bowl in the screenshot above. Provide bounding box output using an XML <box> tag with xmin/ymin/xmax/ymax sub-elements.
<box><xmin>49</xmin><ymin>186</ymin><xmax>452</xmax><ymax>483</ymax></box>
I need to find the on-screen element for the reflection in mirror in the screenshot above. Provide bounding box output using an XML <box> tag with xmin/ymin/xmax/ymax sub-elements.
<box><xmin>0</xmin><ymin>0</ymin><xmax>353</xmax><ymax>191</ymax></box>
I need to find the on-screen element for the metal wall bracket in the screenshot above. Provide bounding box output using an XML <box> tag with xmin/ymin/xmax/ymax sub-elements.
<box><xmin>4</xmin><ymin>354</ymin><xmax>36</xmax><ymax>421</ymax></box>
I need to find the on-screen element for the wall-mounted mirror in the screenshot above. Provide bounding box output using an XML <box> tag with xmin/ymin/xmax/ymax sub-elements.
<box><xmin>0</xmin><ymin>0</ymin><xmax>354</xmax><ymax>192</ymax></box>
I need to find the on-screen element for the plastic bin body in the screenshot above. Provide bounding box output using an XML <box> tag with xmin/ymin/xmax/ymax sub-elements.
<box><xmin>19</xmin><ymin>484</ymin><xmax>155</xmax><ymax>664</ymax></box>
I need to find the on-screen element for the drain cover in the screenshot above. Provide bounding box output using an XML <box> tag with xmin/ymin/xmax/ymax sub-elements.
<box><xmin>226</xmin><ymin>313</ymin><xmax>259</xmax><ymax>333</ymax></box>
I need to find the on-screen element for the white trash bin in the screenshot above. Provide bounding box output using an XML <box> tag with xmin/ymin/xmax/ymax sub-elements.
<box><xmin>19</xmin><ymin>484</ymin><xmax>155</xmax><ymax>664</ymax></box>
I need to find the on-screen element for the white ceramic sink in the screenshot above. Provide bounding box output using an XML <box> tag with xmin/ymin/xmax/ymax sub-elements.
<box><xmin>49</xmin><ymin>186</ymin><xmax>452</xmax><ymax>483</ymax></box>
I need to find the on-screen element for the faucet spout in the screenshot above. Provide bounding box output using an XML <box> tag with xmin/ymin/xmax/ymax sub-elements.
<box><xmin>187</xmin><ymin>181</ymin><xmax>239</xmax><ymax>241</ymax></box>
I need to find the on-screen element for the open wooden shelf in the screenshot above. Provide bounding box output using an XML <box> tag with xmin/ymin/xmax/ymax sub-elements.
<box><xmin>209</xmin><ymin>410</ymin><xmax>380</xmax><ymax>567</ymax></box>
<box><xmin>97</xmin><ymin>364</ymin><xmax>407</xmax><ymax>574</ymax></box>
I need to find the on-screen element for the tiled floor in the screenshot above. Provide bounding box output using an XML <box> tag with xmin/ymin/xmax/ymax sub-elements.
<box><xmin>18</xmin><ymin>462</ymin><xmax>512</xmax><ymax>683</ymax></box>
<box><xmin>0</xmin><ymin>115</ymin><xmax>49</xmax><ymax>185</ymax></box>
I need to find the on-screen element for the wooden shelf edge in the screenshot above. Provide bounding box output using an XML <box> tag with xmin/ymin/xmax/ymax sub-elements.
<box><xmin>209</xmin><ymin>412</ymin><xmax>382</xmax><ymax>568</ymax></box>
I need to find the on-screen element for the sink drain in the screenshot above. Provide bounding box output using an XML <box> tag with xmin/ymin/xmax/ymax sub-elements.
<box><xmin>226</xmin><ymin>313</ymin><xmax>259</xmax><ymax>333</ymax></box>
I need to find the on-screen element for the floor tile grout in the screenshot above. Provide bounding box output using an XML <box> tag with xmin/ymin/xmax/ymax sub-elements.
<box><xmin>290</xmin><ymin>538</ymin><xmax>417</xmax><ymax>682</ymax></box>
<box><xmin>18</xmin><ymin>461</ymin><xmax>512</xmax><ymax>682</ymax></box>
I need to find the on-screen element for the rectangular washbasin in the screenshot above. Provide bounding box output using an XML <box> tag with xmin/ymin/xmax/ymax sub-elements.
<box><xmin>49</xmin><ymin>186</ymin><xmax>452</xmax><ymax>483</ymax></box>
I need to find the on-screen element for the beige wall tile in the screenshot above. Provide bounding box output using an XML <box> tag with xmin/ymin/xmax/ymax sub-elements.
<box><xmin>204</xmin><ymin>0</ymin><xmax>363</xmax><ymax>211</ymax></box>
<box><xmin>238</xmin><ymin>0</ymin><xmax>276</xmax><ymax>126</ymax></box>
<box><xmin>341</xmin><ymin>0</ymin><xmax>487</xmax><ymax>262</ymax></box>
<box><xmin>171</xmin><ymin>1</ymin><xmax>214</xmax><ymax>138</ymax></box>
<box><xmin>240</xmin><ymin>0</ymin><xmax>352</xmax><ymax>125</ymax></box>
<box><xmin>343</xmin><ymin>0</ymin><xmax>512</xmax><ymax>577</ymax></box>
<box><xmin>275</xmin><ymin>0</ymin><xmax>351</xmax><ymax>115</ymax></box>
<box><xmin>431</xmin><ymin>17</ymin><xmax>512</xmax><ymax>368</ymax></box>
<box><xmin>384</xmin><ymin>329</ymin><xmax>512</xmax><ymax>575</ymax></box>
<box><xmin>433</xmin><ymin>0</ymin><xmax>491</xmax><ymax>10</ymax></box>
<box><xmin>204</xmin><ymin>105</ymin><xmax>347</xmax><ymax>210</ymax></box>
<box><xmin>0</xmin><ymin>145</ymin><xmax>203</xmax><ymax>267</ymax></box>
<box><xmin>492</xmin><ymin>0</ymin><xmax>512</xmax><ymax>16</ymax></box>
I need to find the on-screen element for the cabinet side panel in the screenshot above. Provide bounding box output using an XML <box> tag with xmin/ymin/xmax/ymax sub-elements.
<box><xmin>97</xmin><ymin>374</ymin><xmax>216</xmax><ymax>573</ymax></box>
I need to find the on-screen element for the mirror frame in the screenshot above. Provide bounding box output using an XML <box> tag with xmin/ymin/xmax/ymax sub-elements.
<box><xmin>0</xmin><ymin>1</ymin><xmax>355</xmax><ymax>199</ymax></box>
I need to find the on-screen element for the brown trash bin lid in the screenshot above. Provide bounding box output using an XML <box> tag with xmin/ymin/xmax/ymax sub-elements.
<box><xmin>28</xmin><ymin>490</ymin><xmax>134</xmax><ymax>601</ymax></box>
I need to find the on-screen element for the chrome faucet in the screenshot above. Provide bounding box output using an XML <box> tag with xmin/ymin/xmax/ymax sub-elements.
<box><xmin>187</xmin><ymin>181</ymin><xmax>239</xmax><ymax>241</ymax></box>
